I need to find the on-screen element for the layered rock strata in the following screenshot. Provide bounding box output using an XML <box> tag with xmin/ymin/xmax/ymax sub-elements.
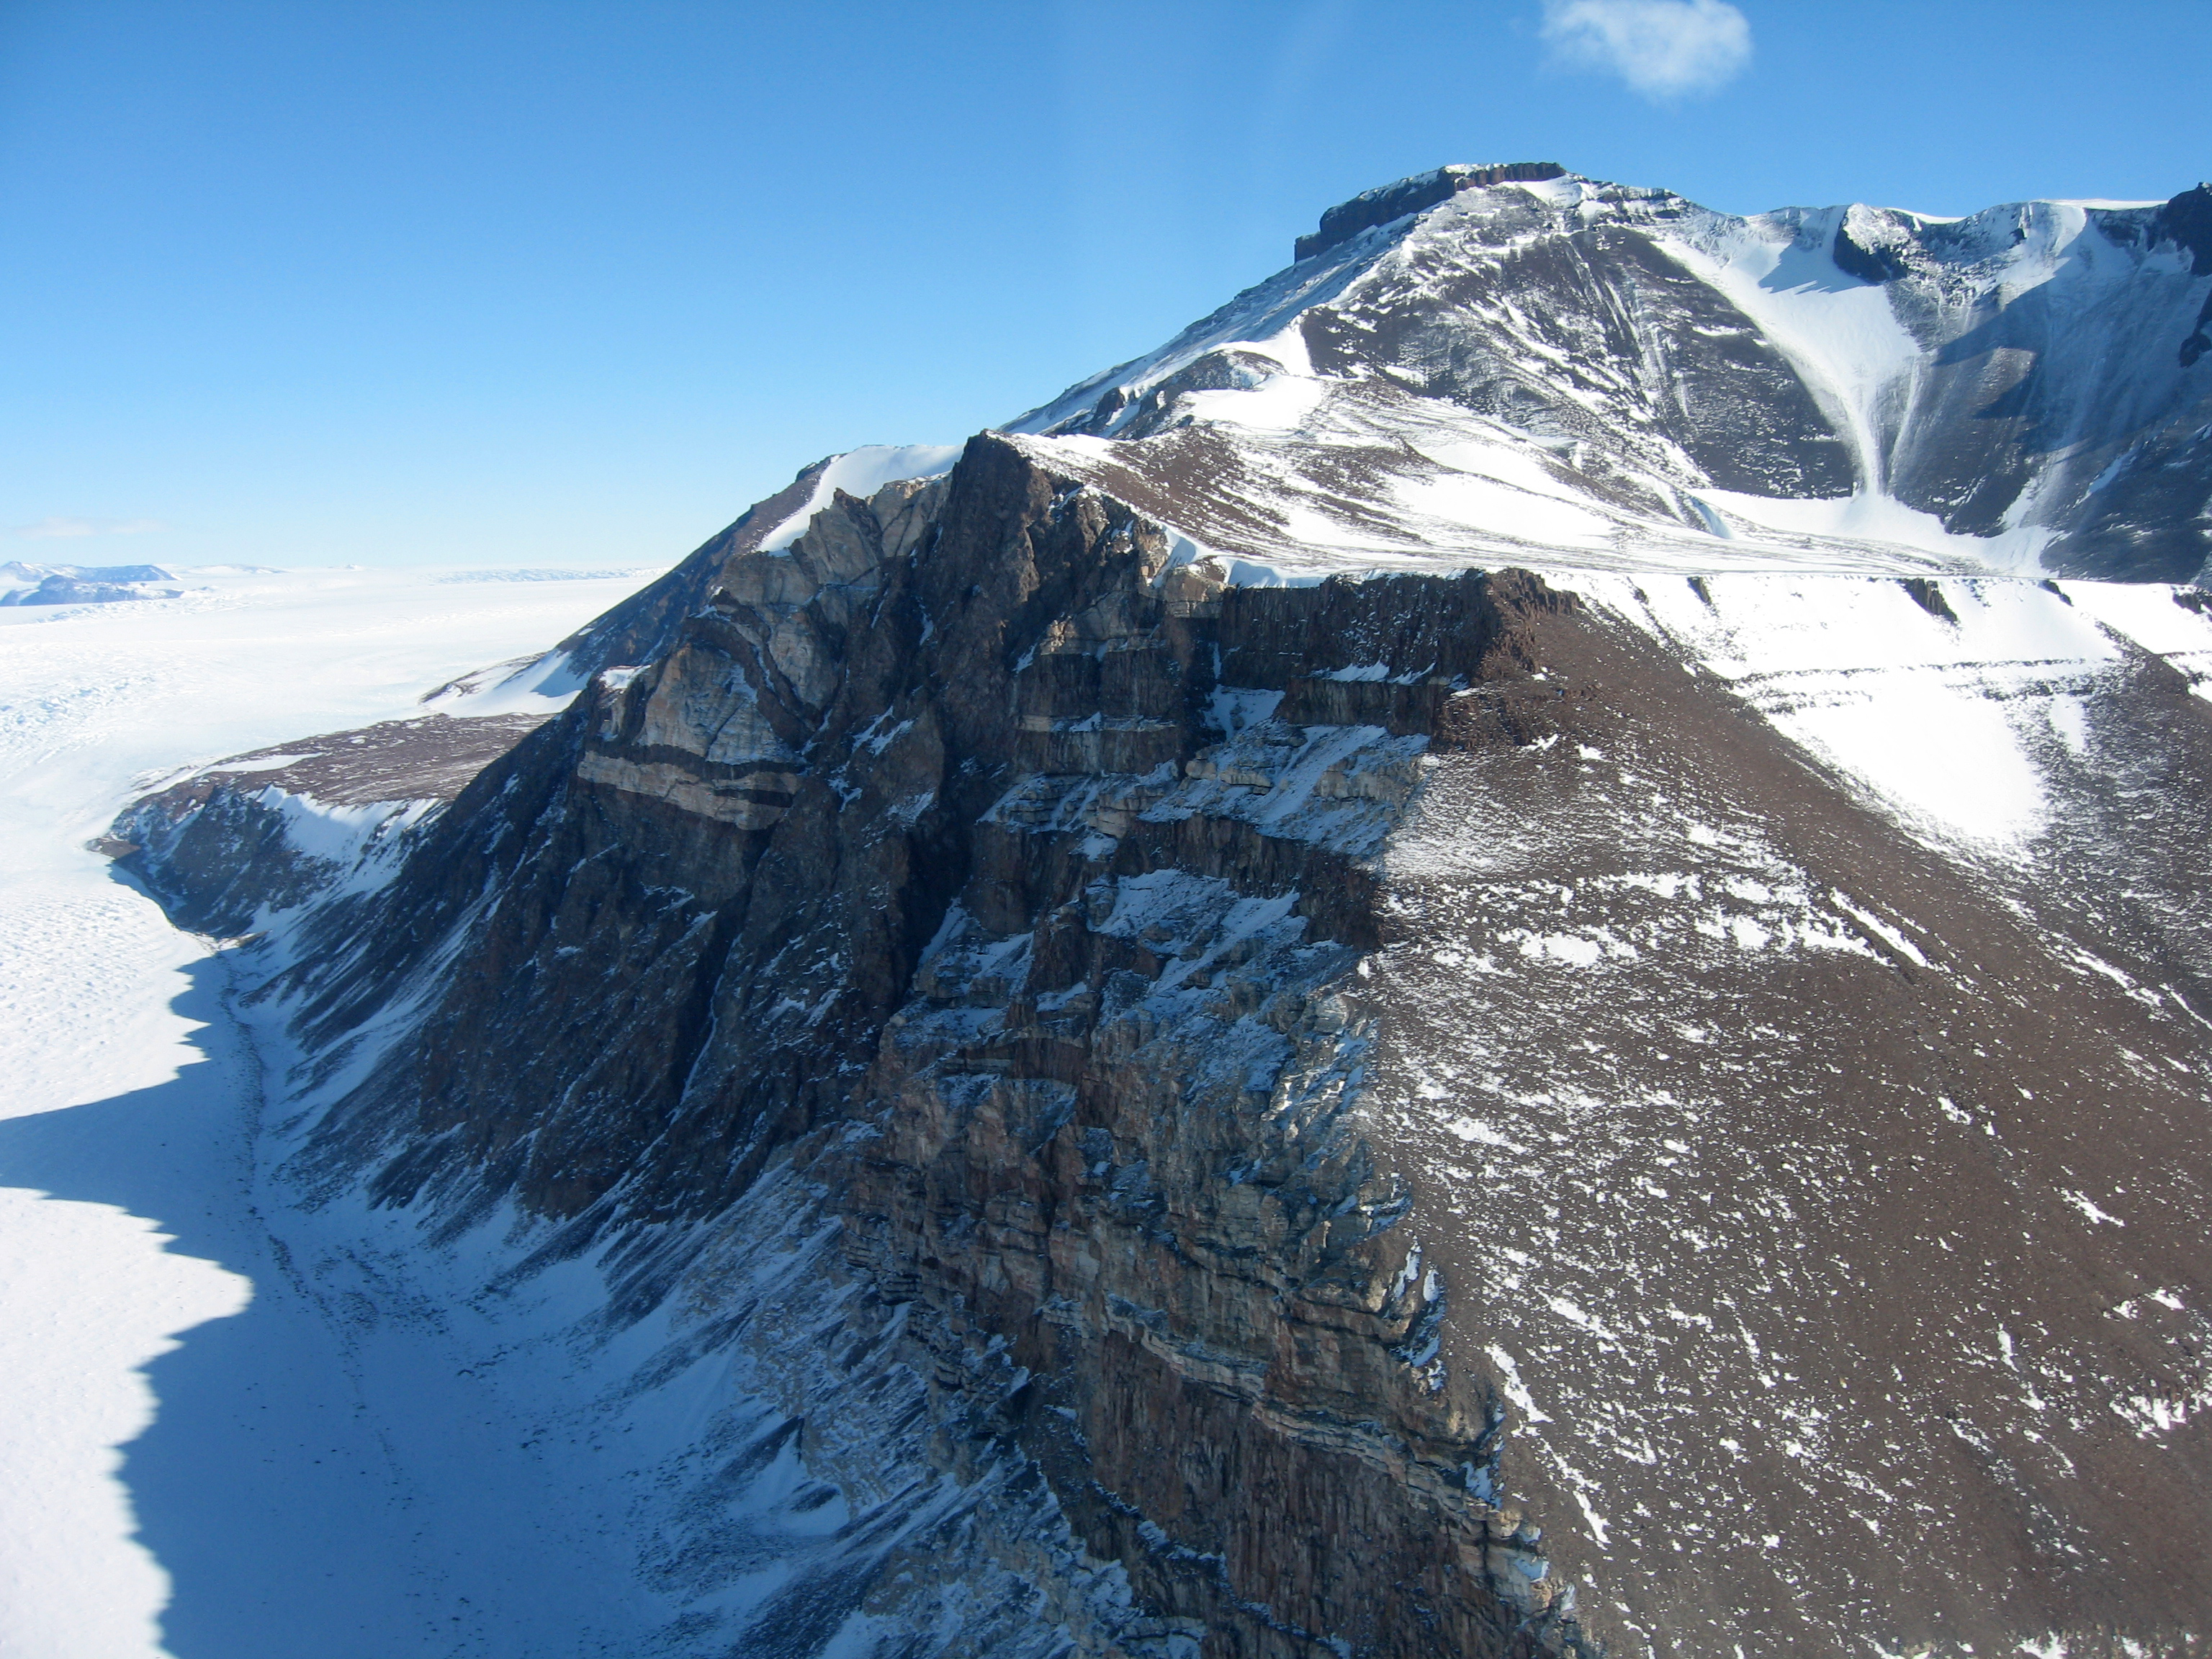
<box><xmin>110</xmin><ymin>713</ymin><xmax>554</xmax><ymax>936</ymax></box>
<box><xmin>121</xmin><ymin>433</ymin><xmax>2212</xmax><ymax>1657</ymax></box>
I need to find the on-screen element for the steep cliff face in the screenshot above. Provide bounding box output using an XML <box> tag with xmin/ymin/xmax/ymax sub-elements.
<box><xmin>123</xmin><ymin>427</ymin><xmax>2212</xmax><ymax>1657</ymax></box>
<box><xmin>181</xmin><ymin>439</ymin><xmax>1576</xmax><ymax>1655</ymax></box>
<box><xmin>112</xmin><ymin>168</ymin><xmax>2212</xmax><ymax>1658</ymax></box>
<box><xmin>109</xmin><ymin>714</ymin><xmax>553</xmax><ymax>935</ymax></box>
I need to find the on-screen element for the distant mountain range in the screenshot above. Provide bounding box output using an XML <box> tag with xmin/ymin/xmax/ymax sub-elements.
<box><xmin>1</xmin><ymin>560</ymin><xmax>185</xmax><ymax>606</ymax></box>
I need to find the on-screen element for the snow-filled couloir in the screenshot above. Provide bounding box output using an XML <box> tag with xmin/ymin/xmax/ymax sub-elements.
<box><xmin>1010</xmin><ymin>166</ymin><xmax>2212</xmax><ymax>585</ymax></box>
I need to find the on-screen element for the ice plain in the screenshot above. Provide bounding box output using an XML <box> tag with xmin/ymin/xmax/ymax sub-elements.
<box><xmin>0</xmin><ymin>565</ymin><xmax>674</xmax><ymax>1658</ymax></box>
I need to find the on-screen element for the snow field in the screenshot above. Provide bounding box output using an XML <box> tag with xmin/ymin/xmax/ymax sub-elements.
<box><xmin>757</xmin><ymin>444</ymin><xmax>963</xmax><ymax>554</ymax></box>
<box><xmin>0</xmin><ymin>566</ymin><xmax>665</xmax><ymax>1658</ymax></box>
<box><xmin>1568</xmin><ymin>570</ymin><xmax>2212</xmax><ymax>851</ymax></box>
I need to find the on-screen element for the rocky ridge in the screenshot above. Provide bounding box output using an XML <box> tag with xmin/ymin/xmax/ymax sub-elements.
<box><xmin>109</xmin><ymin>167</ymin><xmax>2212</xmax><ymax>1658</ymax></box>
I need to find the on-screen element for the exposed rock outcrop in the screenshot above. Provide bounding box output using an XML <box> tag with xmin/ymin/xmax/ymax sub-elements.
<box><xmin>192</xmin><ymin>438</ymin><xmax>1586</xmax><ymax>1655</ymax></box>
<box><xmin>1020</xmin><ymin>171</ymin><xmax>2212</xmax><ymax>585</ymax></box>
<box><xmin>119</xmin><ymin>424</ymin><xmax>2212</xmax><ymax>1656</ymax></box>
<box><xmin>107</xmin><ymin>713</ymin><xmax>552</xmax><ymax>936</ymax></box>
<box><xmin>1295</xmin><ymin>163</ymin><xmax>1570</xmax><ymax>261</ymax></box>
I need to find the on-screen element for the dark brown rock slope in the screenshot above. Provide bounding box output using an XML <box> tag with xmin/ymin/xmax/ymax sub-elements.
<box><xmin>120</xmin><ymin>434</ymin><xmax>2212</xmax><ymax>1658</ymax></box>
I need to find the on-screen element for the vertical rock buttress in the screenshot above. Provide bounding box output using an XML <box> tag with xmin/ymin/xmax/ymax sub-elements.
<box><xmin>231</xmin><ymin>433</ymin><xmax>1588</xmax><ymax>1656</ymax></box>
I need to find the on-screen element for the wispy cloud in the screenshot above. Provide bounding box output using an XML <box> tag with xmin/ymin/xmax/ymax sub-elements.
<box><xmin>1541</xmin><ymin>0</ymin><xmax>1753</xmax><ymax>99</ymax></box>
<box><xmin>8</xmin><ymin>516</ymin><xmax>172</xmax><ymax>540</ymax></box>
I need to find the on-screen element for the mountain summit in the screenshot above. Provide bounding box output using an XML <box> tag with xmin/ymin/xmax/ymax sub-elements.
<box><xmin>1292</xmin><ymin>162</ymin><xmax>1571</xmax><ymax>260</ymax></box>
<box><xmin>1012</xmin><ymin>167</ymin><xmax>2212</xmax><ymax>585</ymax></box>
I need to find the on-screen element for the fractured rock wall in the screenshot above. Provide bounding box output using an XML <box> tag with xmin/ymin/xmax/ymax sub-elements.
<box><xmin>148</xmin><ymin>433</ymin><xmax>1586</xmax><ymax>1656</ymax></box>
<box><xmin>121</xmin><ymin>433</ymin><xmax>2212</xmax><ymax>1658</ymax></box>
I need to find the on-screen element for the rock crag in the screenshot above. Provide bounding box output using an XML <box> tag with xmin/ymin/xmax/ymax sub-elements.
<box><xmin>112</xmin><ymin>165</ymin><xmax>2212</xmax><ymax>1658</ymax></box>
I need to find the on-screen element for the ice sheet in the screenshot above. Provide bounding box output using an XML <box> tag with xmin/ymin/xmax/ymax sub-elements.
<box><xmin>0</xmin><ymin>567</ymin><xmax>662</xmax><ymax>1658</ymax></box>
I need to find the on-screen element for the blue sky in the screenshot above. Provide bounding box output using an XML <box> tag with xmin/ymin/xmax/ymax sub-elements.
<box><xmin>3</xmin><ymin>0</ymin><xmax>2206</xmax><ymax>568</ymax></box>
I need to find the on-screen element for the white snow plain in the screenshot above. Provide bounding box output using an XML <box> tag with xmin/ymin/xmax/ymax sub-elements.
<box><xmin>0</xmin><ymin>566</ymin><xmax>662</xmax><ymax>1659</ymax></box>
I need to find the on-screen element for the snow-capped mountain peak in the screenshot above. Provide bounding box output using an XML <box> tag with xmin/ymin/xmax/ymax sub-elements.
<box><xmin>1009</xmin><ymin>168</ymin><xmax>2212</xmax><ymax>585</ymax></box>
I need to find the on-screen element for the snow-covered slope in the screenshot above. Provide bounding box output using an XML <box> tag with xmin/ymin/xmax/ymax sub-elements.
<box><xmin>1010</xmin><ymin>172</ymin><xmax>2212</xmax><ymax>585</ymax></box>
<box><xmin>0</xmin><ymin>567</ymin><xmax>692</xmax><ymax>1659</ymax></box>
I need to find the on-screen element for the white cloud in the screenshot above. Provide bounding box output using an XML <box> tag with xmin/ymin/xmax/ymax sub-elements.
<box><xmin>8</xmin><ymin>516</ymin><xmax>170</xmax><ymax>540</ymax></box>
<box><xmin>1541</xmin><ymin>0</ymin><xmax>1753</xmax><ymax>99</ymax></box>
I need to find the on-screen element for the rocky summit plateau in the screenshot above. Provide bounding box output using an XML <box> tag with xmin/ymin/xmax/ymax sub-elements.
<box><xmin>109</xmin><ymin>166</ymin><xmax>2212</xmax><ymax>1657</ymax></box>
